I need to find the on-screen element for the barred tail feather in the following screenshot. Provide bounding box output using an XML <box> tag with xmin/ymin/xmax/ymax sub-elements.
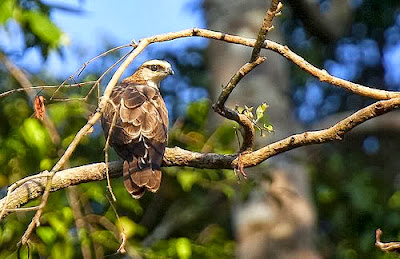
<box><xmin>123</xmin><ymin>161</ymin><xmax>145</xmax><ymax>199</ymax></box>
<box><xmin>123</xmin><ymin>160</ymin><xmax>162</xmax><ymax>199</ymax></box>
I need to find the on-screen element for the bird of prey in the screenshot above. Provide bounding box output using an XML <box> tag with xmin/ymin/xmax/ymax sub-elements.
<box><xmin>101</xmin><ymin>60</ymin><xmax>173</xmax><ymax>198</ymax></box>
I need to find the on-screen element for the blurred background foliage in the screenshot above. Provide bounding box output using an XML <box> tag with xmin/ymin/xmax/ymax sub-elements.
<box><xmin>1</xmin><ymin>0</ymin><xmax>400</xmax><ymax>258</ymax></box>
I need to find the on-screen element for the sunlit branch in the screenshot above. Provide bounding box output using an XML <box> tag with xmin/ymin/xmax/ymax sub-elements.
<box><xmin>2</xmin><ymin>27</ymin><xmax>400</xmax><ymax>244</ymax></box>
<box><xmin>1</xmin><ymin>96</ymin><xmax>400</xmax><ymax>218</ymax></box>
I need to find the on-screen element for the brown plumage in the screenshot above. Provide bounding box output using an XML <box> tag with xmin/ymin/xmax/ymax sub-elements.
<box><xmin>102</xmin><ymin>60</ymin><xmax>173</xmax><ymax>198</ymax></box>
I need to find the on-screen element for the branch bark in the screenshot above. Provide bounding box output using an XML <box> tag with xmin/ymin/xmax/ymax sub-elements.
<box><xmin>1</xmin><ymin>96</ymin><xmax>400</xmax><ymax>219</ymax></box>
<box><xmin>2</xmin><ymin>28</ymin><xmax>400</xmax><ymax>238</ymax></box>
<box><xmin>213</xmin><ymin>57</ymin><xmax>266</xmax><ymax>152</ymax></box>
<box><xmin>375</xmin><ymin>229</ymin><xmax>400</xmax><ymax>253</ymax></box>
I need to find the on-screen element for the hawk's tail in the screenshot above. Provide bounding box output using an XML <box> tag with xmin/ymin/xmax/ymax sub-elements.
<box><xmin>123</xmin><ymin>160</ymin><xmax>162</xmax><ymax>199</ymax></box>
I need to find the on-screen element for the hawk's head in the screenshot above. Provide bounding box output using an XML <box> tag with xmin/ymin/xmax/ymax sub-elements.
<box><xmin>134</xmin><ymin>60</ymin><xmax>174</xmax><ymax>88</ymax></box>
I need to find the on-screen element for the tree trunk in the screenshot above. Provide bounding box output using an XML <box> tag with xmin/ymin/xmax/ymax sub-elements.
<box><xmin>203</xmin><ymin>0</ymin><xmax>320</xmax><ymax>257</ymax></box>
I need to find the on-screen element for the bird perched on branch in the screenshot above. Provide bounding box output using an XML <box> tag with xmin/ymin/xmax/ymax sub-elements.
<box><xmin>102</xmin><ymin>60</ymin><xmax>173</xmax><ymax>198</ymax></box>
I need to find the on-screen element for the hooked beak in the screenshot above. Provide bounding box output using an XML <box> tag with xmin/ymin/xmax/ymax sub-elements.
<box><xmin>167</xmin><ymin>68</ymin><xmax>174</xmax><ymax>76</ymax></box>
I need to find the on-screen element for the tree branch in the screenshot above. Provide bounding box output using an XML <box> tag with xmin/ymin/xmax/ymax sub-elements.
<box><xmin>2</xmin><ymin>27</ymin><xmax>400</xmax><ymax>242</ymax></box>
<box><xmin>213</xmin><ymin>0</ymin><xmax>281</xmax><ymax>153</ymax></box>
<box><xmin>0</xmin><ymin>81</ymin><xmax>97</xmax><ymax>99</ymax></box>
<box><xmin>213</xmin><ymin>56</ymin><xmax>266</xmax><ymax>152</ymax></box>
<box><xmin>1</xmin><ymin>96</ymin><xmax>400</xmax><ymax>218</ymax></box>
<box><xmin>375</xmin><ymin>229</ymin><xmax>400</xmax><ymax>253</ymax></box>
<box><xmin>250</xmin><ymin>0</ymin><xmax>282</xmax><ymax>62</ymax></box>
<box><xmin>2</xmin><ymin>28</ymin><xmax>399</xmax><ymax>101</ymax></box>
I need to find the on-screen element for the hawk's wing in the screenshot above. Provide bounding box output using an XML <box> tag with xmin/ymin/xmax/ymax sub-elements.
<box><xmin>101</xmin><ymin>82</ymin><xmax>168</xmax><ymax>198</ymax></box>
<box><xmin>102</xmin><ymin>83</ymin><xmax>168</xmax><ymax>152</ymax></box>
<box><xmin>119</xmin><ymin>84</ymin><xmax>168</xmax><ymax>143</ymax></box>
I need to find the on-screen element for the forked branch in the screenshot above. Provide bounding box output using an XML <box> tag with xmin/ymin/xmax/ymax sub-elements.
<box><xmin>1</xmin><ymin>96</ymin><xmax>400</xmax><ymax>218</ymax></box>
<box><xmin>1</xmin><ymin>23</ymin><xmax>400</xmax><ymax>245</ymax></box>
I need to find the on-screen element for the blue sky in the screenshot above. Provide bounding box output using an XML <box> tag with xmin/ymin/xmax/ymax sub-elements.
<box><xmin>2</xmin><ymin>0</ymin><xmax>206</xmax><ymax>77</ymax></box>
<box><xmin>48</xmin><ymin>0</ymin><xmax>206</xmax><ymax>77</ymax></box>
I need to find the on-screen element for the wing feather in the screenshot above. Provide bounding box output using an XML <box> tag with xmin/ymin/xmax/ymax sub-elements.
<box><xmin>101</xmin><ymin>80</ymin><xmax>168</xmax><ymax>198</ymax></box>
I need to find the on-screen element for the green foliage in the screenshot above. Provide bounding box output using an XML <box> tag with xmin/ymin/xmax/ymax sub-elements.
<box><xmin>2</xmin><ymin>0</ymin><xmax>399</xmax><ymax>258</ymax></box>
<box><xmin>177</xmin><ymin>170</ymin><xmax>199</xmax><ymax>192</ymax></box>
<box><xmin>116</xmin><ymin>216</ymin><xmax>147</xmax><ymax>238</ymax></box>
<box><xmin>0</xmin><ymin>64</ymin><xmax>242</xmax><ymax>258</ymax></box>
<box><xmin>0</xmin><ymin>0</ymin><xmax>15</xmax><ymax>25</ymax></box>
<box><xmin>22</xmin><ymin>10</ymin><xmax>63</xmax><ymax>48</ymax></box>
<box><xmin>311</xmin><ymin>139</ymin><xmax>400</xmax><ymax>258</ymax></box>
<box><xmin>236</xmin><ymin>103</ymin><xmax>274</xmax><ymax>137</ymax></box>
<box><xmin>20</xmin><ymin>118</ymin><xmax>51</xmax><ymax>156</ymax></box>
<box><xmin>255</xmin><ymin>102</ymin><xmax>268</xmax><ymax>122</ymax></box>
<box><xmin>37</xmin><ymin>226</ymin><xmax>57</xmax><ymax>245</ymax></box>
<box><xmin>149</xmin><ymin>225</ymin><xmax>235</xmax><ymax>258</ymax></box>
<box><xmin>186</xmin><ymin>99</ymin><xmax>209</xmax><ymax>130</ymax></box>
<box><xmin>0</xmin><ymin>0</ymin><xmax>66</xmax><ymax>57</ymax></box>
<box><xmin>176</xmin><ymin>237</ymin><xmax>192</xmax><ymax>259</ymax></box>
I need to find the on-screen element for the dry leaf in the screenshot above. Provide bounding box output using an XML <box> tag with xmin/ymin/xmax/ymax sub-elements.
<box><xmin>34</xmin><ymin>95</ymin><xmax>46</xmax><ymax>120</ymax></box>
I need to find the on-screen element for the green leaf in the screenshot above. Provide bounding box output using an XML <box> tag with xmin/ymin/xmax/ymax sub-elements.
<box><xmin>51</xmin><ymin>242</ymin><xmax>74</xmax><ymax>259</ymax></box>
<box><xmin>40</xmin><ymin>158</ymin><xmax>53</xmax><ymax>170</ymax></box>
<box><xmin>23</xmin><ymin>10</ymin><xmax>63</xmax><ymax>48</ymax></box>
<box><xmin>263</xmin><ymin>123</ymin><xmax>274</xmax><ymax>132</ymax></box>
<box><xmin>221</xmin><ymin>185</ymin><xmax>235</xmax><ymax>198</ymax></box>
<box><xmin>47</xmin><ymin>214</ymin><xmax>68</xmax><ymax>235</ymax></box>
<box><xmin>236</xmin><ymin>106</ymin><xmax>244</xmax><ymax>114</ymax></box>
<box><xmin>36</xmin><ymin>226</ymin><xmax>57</xmax><ymax>245</ymax></box>
<box><xmin>0</xmin><ymin>0</ymin><xmax>15</xmax><ymax>24</ymax></box>
<box><xmin>62</xmin><ymin>207</ymin><xmax>75</xmax><ymax>223</ymax></box>
<box><xmin>20</xmin><ymin>118</ymin><xmax>51</xmax><ymax>156</ymax></box>
<box><xmin>256</xmin><ymin>103</ymin><xmax>268</xmax><ymax>122</ymax></box>
<box><xmin>243</xmin><ymin>105</ymin><xmax>254</xmax><ymax>119</ymax></box>
<box><xmin>186</xmin><ymin>99</ymin><xmax>210</xmax><ymax>127</ymax></box>
<box><xmin>388</xmin><ymin>191</ymin><xmax>400</xmax><ymax>209</ymax></box>
<box><xmin>177</xmin><ymin>170</ymin><xmax>199</xmax><ymax>191</ymax></box>
<box><xmin>116</xmin><ymin>216</ymin><xmax>146</xmax><ymax>238</ymax></box>
<box><xmin>176</xmin><ymin>237</ymin><xmax>192</xmax><ymax>259</ymax></box>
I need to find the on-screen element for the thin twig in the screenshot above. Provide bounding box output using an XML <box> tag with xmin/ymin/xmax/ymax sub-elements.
<box><xmin>0</xmin><ymin>81</ymin><xmax>96</xmax><ymax>98</ymax></box>
<box><xmin>104</xmin><ymin>101</ymin><xmax>119</xmax><ymax>202</ymax></box>
<box><xmin>2</xmin><ymin>96</ymin><xmax>400</xmax><ymax>217</ymax></box>
<box><xmin>212</xmin><ymin>1</ymin><xmax>282</xmax><ymax>153</ymax></box>
<box><xmin>375</xmin><ymin>229</ymin><xmax>400</xmax><ymax>253</ymax></box>
<box><xmin>83</xmin><ymin>47</ymin><xmax>134</xmax><ymax>102</ymax></box>
<box><xmin>50</xmin><ymin>44</ymin><xmax>134</xmax><ymax>100</ymax></box>
<box><xmin>3</xmin><ymin>29</ymin><xmax>399</xmax><ymax>100</ymax></box>
<box><xmin>2</xmin><ymin>27</ymin><xmax>400</xmax><ymax>241</ymax></box>
<box><xmin>105</xmin><ymin>195</ymin><xmax>127</xmax><ymax>254</ymax></box>
<box><xmin>213</xmin><ymin>57</ymin><xmax>266</xmax><ymax>151</ymax></box>
<box><xmin>250</xmin><ymin>0</ymin><xmax>282</xmax><ymax>62</ymax></box>
<box><xmin>214</xmin><ymin>57</ymin><xmax>267</xmax><ymax>109</ymax></box>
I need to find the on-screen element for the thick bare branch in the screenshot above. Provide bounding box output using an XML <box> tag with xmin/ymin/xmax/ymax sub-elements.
<box><xmin>1</xmin><ymin>96</ymin><xmax>400</xmax><ymax>218</ymax></box>
<box><xmin>2</xmin><ymin>29</ymin><xmax>398</xmax><ymax>101</ymax></box>
<box><xmin>2</xmin><ymin>27</ymin><xmax>400</xmax><ymax>242</ymax></box>
<box><xmin>239</xmin><ymin>97</ymin><xmax>400</xmax><ymax>166</ymax></box>
<box><xmin>212</xmin><ymin>0</ymin><xmax>281</xmax><ymax>152</ymax></box>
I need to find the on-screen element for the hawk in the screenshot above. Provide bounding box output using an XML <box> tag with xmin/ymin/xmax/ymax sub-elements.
<box><xmin>101</xmin><ymin>60</ymin><xmax>173</xmax><ymax>198</ymax></box>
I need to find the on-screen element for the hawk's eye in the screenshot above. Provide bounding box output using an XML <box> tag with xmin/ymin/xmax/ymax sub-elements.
<box><xmin>150</xmin><ymin>65</ymin><xmax>158</xmax><ymax>71</ymax></box>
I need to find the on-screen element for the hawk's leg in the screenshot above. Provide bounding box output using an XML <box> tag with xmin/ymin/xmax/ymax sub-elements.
<box><xmin>104</xmin><ymin>100</ymin><xmax>119</xmax><ymax>202</ymax></box>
